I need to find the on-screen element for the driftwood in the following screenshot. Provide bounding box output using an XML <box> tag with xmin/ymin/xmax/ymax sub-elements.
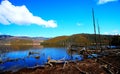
<box><xmin>47</xmin><ymin>57</ymin><xmax>65</xmax><ymax>66</ymax></box>
<box><xmin>34</xmin><ymin>56</ymin><xmax>40</xmax><ymax>59</ymax></box>
<box><xmin>101</xmin><ymin>65</ymin><xmax>115</xmax><ymax>74</ymax></box>
<box><xmin>72</xmin><ymin>65</ymin><xmax>87</xmax><ymax>74</ymax></box>
<box><xmin>28</xmin><ymin>51</ymin><xmax>39</xmax><ymax>57</ymax></box>
<box><xmin>46</xmin><ymin>56</ymin><xmax>88</xmax><ymax>74</ymax></box>
<box><xmin>46</xmin><ymin>56</ymin><xmax>69</xmax><ymax>69</ymax></box>
<box><xmin>97</xmin><ymin>58</ymin><xmax>120</xmax><ymax>74</ymax></box>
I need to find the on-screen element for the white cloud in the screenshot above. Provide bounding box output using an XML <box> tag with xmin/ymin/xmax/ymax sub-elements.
<box><xmin>104</xmin><ymin>30</ymin><xmax>119</xmax><ymax>35</ymax></box>
<box><xmin>112</xmin><ymin>30</ymin><xmax>119</xmax><ymax>35</ymax></box>
<box><xmin>77</xmin><ymin>23</ymin><xmax>83</xmax><ymax>26</ymax></box>
<box><xmin>104</xmin><ymin>32</ymin><xmax>109</xmax><ymax>35</ymax></box>
<box><xmin>0</xmin><ymin>0</ymin><xmax>57</xmax><ymax>28</ymax></box>
<box><xmin>98</xmin><ymin>0</ymin><xmax>118</xmax><ymax>4</ymax></box>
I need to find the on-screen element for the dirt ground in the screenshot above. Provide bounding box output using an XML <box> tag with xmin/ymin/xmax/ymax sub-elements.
<box><xmin>2</xmin><ymin>53</ymin><xmax>120</xmax><ymax>74</ymax></box>
<box><xmin>3</xmin><ymin>59</ymin><xmax>107</xmax><ymax>74</ymax></box>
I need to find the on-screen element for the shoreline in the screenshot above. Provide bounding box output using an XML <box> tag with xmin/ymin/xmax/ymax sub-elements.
<box><xmin>2</xmin><ymin>54</ymin><xmax>120</xmax><ymax>74</ymax></box>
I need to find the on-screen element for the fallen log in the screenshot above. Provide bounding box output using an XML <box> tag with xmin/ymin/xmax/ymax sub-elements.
<box><xmin>97</xmin><ymin>58</ymin><xmax>120</xmax><ymax>74</ymax></box>
<box><xmin>71</xmin><ymin>64</ymin><xmax>87</xmax><ymax>74</ymax></box>
<box><xmin>46</xmin><ymin>56</ymin><xmax>66</xmax><ymax>67</ymax></box>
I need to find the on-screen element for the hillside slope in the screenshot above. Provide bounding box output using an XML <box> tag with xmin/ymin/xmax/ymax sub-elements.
<box><xmin>0</xmin><ymin>35</ymin><xmax>48</xmax><ymax>45</ymax></box>
<box><xmin>42</xmin><ymin>33</ymin><xmax>115</xmax><ymax>47</ymax></box>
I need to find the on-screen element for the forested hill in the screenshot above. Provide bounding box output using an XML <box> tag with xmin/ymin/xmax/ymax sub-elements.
<box><xmin>0</xmin><ymin>35</ymin><xmax>48</xmax><ymax>45</ymax></box>
<box><xmin>42</xmin><ymin>34</ymin><xmax>120</xmax><ymax>47</ymax></box>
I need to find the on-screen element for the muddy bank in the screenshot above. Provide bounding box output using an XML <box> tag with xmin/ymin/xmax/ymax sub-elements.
<box><xmin>2</xmin><ymin>59</ymin><xmax>107</xmax><ymax>74</ymax></box>
<box><xmin>1</xmin><ymin>52</ymin><xmax>120</xmax><ymax>74</ymax></box>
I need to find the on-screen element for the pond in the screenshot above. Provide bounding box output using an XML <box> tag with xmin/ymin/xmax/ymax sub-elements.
<box><xmin>0</xmin><ymin>46</ymin><xmax>83</xmax><ymax>73</ymax></box>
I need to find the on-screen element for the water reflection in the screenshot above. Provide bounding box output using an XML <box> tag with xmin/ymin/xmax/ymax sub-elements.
<box><xmin>0</xmin><ymin>46</ymin><xmax>83</xmax><ymax>73</ymax></box>
<box><xmin>0</xmin><ymin>45</ymin><xmax>43</xmax><ymax>53</ymax></box>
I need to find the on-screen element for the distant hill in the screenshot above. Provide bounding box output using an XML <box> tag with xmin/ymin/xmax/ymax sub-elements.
<box><xmin>0</xmin><ymin>35</ymin><xmax>14</xmax><ymax>39</ymax></box>
<box><xmin>0</xmin><ymin>35</ymin><xmax>49</xmax><ymax>40</ymax></box>
<box><xmin>1</xmin><ymin>34</ymin><xmax>119</xmax><ymax>46</ymax></box>
<box><xmin>41</xmin><ymin>33</ymin><xmax>117</xmax><ymax>47</ymax></box>
<box><xmin>0</xmin><ymin>35</ymin><xmax>49</xmax><ymax>45</ymax></box>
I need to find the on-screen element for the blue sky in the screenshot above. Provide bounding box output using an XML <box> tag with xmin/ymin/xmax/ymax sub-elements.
<box><xmin>0</xmin><ymin>0</ymin><xmax>120</xmax><ymax>37</ymax></box>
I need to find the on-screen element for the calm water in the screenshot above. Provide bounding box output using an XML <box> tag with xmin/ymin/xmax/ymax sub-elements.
<box><xmin>0</xmin><ymin>46</ymin><xmax>83</xmax><ymax>72</ymax></box>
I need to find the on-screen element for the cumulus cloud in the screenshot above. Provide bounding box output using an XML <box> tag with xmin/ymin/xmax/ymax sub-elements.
<box><xmin>104</xmin><ymin>30</ymin><xmax>119</xmax><ymax>35</ymax></box>
<box><xmin>0</xmin><ymin>0</ymin><xmax>57</xmax><ymax>28</ymax></box>
<box><xmin>97</xmin><ymin>0</ymin><xmax>118</xmax><ymax>4</ymax></box>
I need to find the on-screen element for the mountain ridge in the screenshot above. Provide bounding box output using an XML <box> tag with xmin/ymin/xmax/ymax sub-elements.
<box><xmin>42</xmin><ymin>33</ymin><xmax>120</xmax><ymax>47</ymax></box>
<box><xmin>0</xmin><ymin>35</ymin><xmax>49</xmax><ymax>45</ymax></box>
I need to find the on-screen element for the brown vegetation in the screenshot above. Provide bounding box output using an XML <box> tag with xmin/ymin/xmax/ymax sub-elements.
<box><xmin>5</xmin><ymin>59</ymin><xmax>107</xmax><ymax>74</ymax></box>
<box><xmin>42</xmin><ymin>34</ymin><xmax>114</xmax><ymax>47</ymax></box>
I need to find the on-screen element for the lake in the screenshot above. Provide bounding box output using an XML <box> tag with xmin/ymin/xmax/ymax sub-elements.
<box><xmin>0</xmin><ymin>45</ymin><xmax>83</xmax><ymax>73</ymax></box>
